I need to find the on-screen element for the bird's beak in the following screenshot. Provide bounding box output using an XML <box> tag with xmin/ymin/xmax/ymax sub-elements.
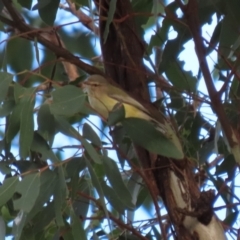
<box><xmin>81</xmin><ymin>80</ymin><xmax>90</xmax><ymax>93</ymax></box>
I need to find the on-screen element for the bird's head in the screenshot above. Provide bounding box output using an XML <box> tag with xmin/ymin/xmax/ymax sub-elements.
<box><xmin>82</xmin><ymin>75</ymin><xmax>109</xmax><ymax>94</ymax></box>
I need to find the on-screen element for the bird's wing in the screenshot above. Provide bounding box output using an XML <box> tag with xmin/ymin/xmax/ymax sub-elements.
<box><xmin>107</xmin><ymin>86</ymin><xmax>151</xmax><ymax>115</ymax></box>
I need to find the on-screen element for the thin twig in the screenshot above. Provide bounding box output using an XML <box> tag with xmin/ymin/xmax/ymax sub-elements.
<box><xmin>60</xmin><ymin>0</ymin><xmax>99</xmax><ymax>35</ymax></box>
<box><xmin>0</xmin><ymin>0</ymin><xmax>103</xmax><ymax>76</ymax></box>
<box><xmin>176</xmin><ymin>0</ymin><xmax>239</xmax><ymax>158</ymax></box>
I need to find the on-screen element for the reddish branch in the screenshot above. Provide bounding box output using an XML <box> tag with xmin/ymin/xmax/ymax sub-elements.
<box><xmin>176</xmin><ymin>0</ymin><xmax>238</xmax><ymax>152</ymax></box>
<box><xmin>78</xmin><ymin>191</ymin><xmax>148</xmax><ymax>240</ymax></box>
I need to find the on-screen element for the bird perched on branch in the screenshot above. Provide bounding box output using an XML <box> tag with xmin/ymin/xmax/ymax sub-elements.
<box><xmin>82</xmin><ymin>74</ymin><xmax>183</xmax><ymax>159</ymax></box>
<box><xmin>82</xmin><ymin>75</ymin><xmax>164</xmax><ymax>129</ymax></box>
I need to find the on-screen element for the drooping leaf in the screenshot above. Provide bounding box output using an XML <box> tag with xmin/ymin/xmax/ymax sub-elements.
<box><xmin>0</xmin><ymin>99</ymin><xmax>15</xmax><ymax>117</ymax></box>
<box><xmin>0</xmin><ymin>72</ymin><xmax>13</xmax><ymax>103</ymax></box>
<box><xmin>65</xmin><ymin>157</ymin><xmax>86</xmax><ymax>178</ymax></box>
<box><xmin>37</xmin><ymin>103</ymin><xmax>55</xmax><ymax>146</ymax></box>
<box><xmin>0</xmin><ymin>176</ymin><xmax>19</xmax><ymax>207</ymax></box>
<box><xmin>6</xmin><ymin>103</ymin><xmax>22</xmax><ymax>143</ymax></box>
<box><xmin>122</xmin><ymin>118</ymin><xmax>183</xmax><ymax>159</ymax></box>
<box><xmin>32</xmin><ymin>202</ymin><xmax>55</xmax><ymax>234</ymax></box>
<box><xmin>101</xmin><ymin>156</ymin><xmax>134</xmax><ymax>209</ymax></box>
<box><xmin>55</xmin><ymin>116</ymin><xmax>102</xmax><ymax>164</ymax></box>
<box><xmin>71</xmin><ymin>179</ymin><xmax>90</xmax><ymax>220</ymax></box>
<box><xmin>26</xmin><ymin>169</ymin><xmax>58</xmax><ymax>221</ymax></box>
<box><xmin>12</xmin><ymin>211</ymin><xmax>28</xmax><ymax>240</ymax></box>
<box><xmin>82</xmin><ymin>123</ymin><xmax>102</xmax><ymax>147</ymax></box>
<box><xmin>31</xmin><ymin>131</ymin><xmax>58</xmax><ymax>163</ymax></box>
<box><xmin>0</xmin><ymin>216</ymin><xmax>6</xmax><ymax>240</ymax></box>
<box><xmin>107</xmin><ymin>103</ymin><xmax>125</xmax><ymax>126</ymax></box>
<box><xmin>14</xmin><ymin>173</ymin><xmax>40</xmax><ymax>213</ymax></box>
<box><xmin>74</xmin><ymin>0</ymin><xmax>89</xmax><ymax>7</ymax></box>
<box><xmin>103</xmin><ymin>0</ymin><xmax>117</xmax><ymax>43</ymax></box>
<box><xmin>53</xmin><ymin>184</ymin><xmax>65</xmax><ymax>227</ymax></box>
<box><xmin>165</xmin><ymin>60</ymin><xmax>198</xmax><ymax>92</ymax></box>
<box><xmin>224</xmin><ymin>211</ymin><xmax>238</xmax><ymax>226</ymax></box>
<box><xmin>19</xmin><ymin>88</ymin><xmax>35</xmax><ymax>158</ymax></box>
<box><xmin>50</xmin><ymin>85</ymin><xmax>86</xmax><ymax>116</ymax></box>
<box><xmin>32</xmin><ymin>0</ymin><xmax>51</xmax><ymax>10</ymax></box>
<box><xmin>70</xmin><ymin>207</ymin><xmax>87</xmax><ymax>240</ymax></box>
<box><xmin>84</xmin><ymin>156</ymin><xmax>109</xmax><ymax>222</ymax></box>
<box><xmin>101</xmin><ymin>181</ymin><xmax>126</xmax><ymax>214</ymax></box>
<box><xmin>132</xmin><ymin>0</ymin><xmax>154</xmax><ymax>30</ymax></box>
<box><xmin>37</xmin><ymin>0</ymin><xmax>60</xmax><ymax>25</ymax></box>
<box><xmin>18</xmin><ymin>0</ymin><xmax>32</xmax><ymax>9</ymax></box>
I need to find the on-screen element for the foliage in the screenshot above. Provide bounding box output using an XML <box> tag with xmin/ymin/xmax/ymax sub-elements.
<box><xmin>0</xmin><ymin>0</ymin><xmax>239</xmax><ymax>239</ymax></box>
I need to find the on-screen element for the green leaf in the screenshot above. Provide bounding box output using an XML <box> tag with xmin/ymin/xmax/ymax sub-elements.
<box><xmin>219</xmin><ymin>17</ymin><xmax>238</xmax><ymax>67</ymax></box>
<box><xmin>71</xmin><ymin>179</ymin><xmax>90</xmax><ymax>219</ymax></box>
<box><xmin>75</xmin><ymin>0</ymin><xmax>89</xmax><ymax>7</ymax></box>
<box><xmin>165</xmin><ymin>60</ymin><xmax>198</xmax><ymax>92</ymax></box>
<box><xmin>107</xmin><ymin>103</ymin><xmax>125</xmax><ymax>126</ymax></box>
<box><xmin>26</xmin><ymin>170</ymin><xmax>58</xmax><ymax>221</ymax></box>
<box><xmin>0</xmin><ymin>176</ymin><xmax>18</xmax><ymax>207</ymax></box>
<box><xmin>65</xmin><ymin>157</ymin><xmax>86</xmax><ymax>178</ymax></box>
<box><xmin>14</xmin><ymin>83</ymin><xmax>25</xmax><ymax>103</ymax></box>
<box><xmin>215</xmin><ymin>154</ymin><xmax>235</xmax><ymax>178</ymax></box>
<box><xmin>132</xmin><ymin>0</ymin><xmax>154</xmax><ymax>28</ymax></box>
<box><xmin>85</xmin><ymin>157</ymin><xmax>104</xmax><ymax>200</ymax></box>
<box><xmin>101</xmin><ymin>181</ymin><xmax>126</xmax><ymax>214</ymax></box>
<box><xmin>37</xmin><ymin>0</ymin><xmax>60</xmax><ymax>25</ymax></box>
<box><xmin>12</xmin><ymin>211</ymin><xmax>28</xmax><ymax>240</ymax></box>
<box><xmin>103</xmin><ymin>0</ymin><xmax>117</xmax><ymax>43</ymax></box>
<box><xmin>0</xmin><ymin>161</ymin><xmax>11</xmax><ymax>175</ymax></box>
<box><xmin>159</xmin><ymin>38</ymin><xmax>185</xmax><ymax>73</ymax></box>
<box><xmin>55</xmin><ymin>116</ymin><xmax>102</xmax><ymax>164</ymax></box>
<box><xmin>122</xmin><ymin>118</ymin><xmax>183</xmax><ymax>159</ymax></box>
<box><xmin>0</xmin><ymin>72</ymin><xmax>12</xmax><ymax>103</ymax></box>
<box><xmin>32</xmin><ymin>202</ymin><xmax>55</xmax><ymax>234</ymax></box>
<box><xmin>224</xmin><ymin>211</ymin><xmax>238</xmax><ymax>226</ymax></box>
<box><xmin>0</xmin><ymin>216</ymin><xmax>6</xmax><ymax>240</ymax></box>
<box><xmin>0</xmin><ymin>99</ymin><xmax>15</xmax><ymax>117</ymax></box>
<box><xmin>101</xmin><ymin>156</ymin><xmax>134</xmax><ymax>209</ymax></box>
<box><xmin>50</xmin><ymin>85</ymin><xmax>86</xmax><ymax>116</ymax></box>
<box><xmin>19</xmin><ymin>88</ymin><xmax>35</xmax><ymax>158</ymax></box>
<box><xmin>53</xmin><ymin>184</ymin><xmax>65</xmax><ymax>227</ymax></box>
<box><xmin>6</xmin><ymin>103</ymin><xmax>22</xmax><ymax>142</ymax></box>
<box><xmin>18</xmin><ymin>0</ymin><xmax>32</xmax><ymax>9</ymax></box>
<box><xmin>84</xmin><ymin>157</ymin><xmax>109</xmax><ymax>219</ymax></box>
<box><xmin>14</xmin><ymin>173</ymin><xmax>40</xmax><ymax>213</ymax></box>
<box><xmin>136</xmin><ymin>186</ymin><xmax>149</xmax><ymax>209</ymax></box>
<box><xmin>31</xmin><ymin>131</ymin><xmax>59</xmax><ymax>163</ymax></box>
<box><xmin>70</xmin><ymin>207</ymin><xmax>87</xmax><ymax>240</ymax></box>
<box><xmin>82</xmin><ymin>123</ymin><xmax>102</xmax><ymax>147</ymax></box>
<box><xmin>37</xmin><ymin>103</ymin><xmax>55</xmax><ymax>146</ymax></box>
<box><xmin>32</xmin><ymin>0</ymin><xmax>51</xmax><ymax>10</ymax></box>
<box><xmin>207</xmin><ymin>20</ymin><xmax>222</xmax><ymax>55</ymax></box>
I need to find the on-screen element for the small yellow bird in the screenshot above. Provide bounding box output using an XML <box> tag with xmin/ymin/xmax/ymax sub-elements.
<box><xmin>82</xmin><ymin>74</ymin><xmax>183</xmax><ymax>159</ymax></box>
<box><xmin>82</xmin><ymin>74</ymin><xmax>163</xmax><ymax>129</ymax></box>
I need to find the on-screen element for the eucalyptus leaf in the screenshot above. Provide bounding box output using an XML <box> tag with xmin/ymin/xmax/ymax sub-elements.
<box><xmin>38</xmin><ymin>0</ymin><xmax>60</xmax><ymax>25</ymax></box>
<box><xmin>0</xmin><ymin>72</ymin><xmax>12</xmax><ymax>103</ymax></box>
<box><xmin>0</xmin><ymin>176</ymin><xmax>18</xmax><ymax>207</ymax></box>
<box><xmin>50</xmin><ymin>85</ymin><xmax>86</xmax><ymax>116</ymax></box>
<box><xmin>103</xmin><ymin>0</ymin><xmax>117</xmax><ymax>43</ymax></box>
<box><xmin>14</xmin><ymin>173</ymin><xmax>40</xmax><ymax>213</ymax></box>
<box><xmin>122</xmin><ymin>118</ymin><xmax>183</xmax><ymax>159</ymax></box>
<box><xmin>82</xmin><ymin>123</ymin><xmax>102</xmax><ymax>147</ymax></box>
<box><xmin>101</xmin><ymin>156</ymin><xmax>134</xmax><ymax>209</ymax></box>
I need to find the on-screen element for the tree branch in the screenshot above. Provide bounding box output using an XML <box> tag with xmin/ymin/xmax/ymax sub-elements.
<box><xmin>60</xmin><ymin>0</ymin><xmax>99</xmax><ymax>35</ymax></box>
<box><xmin>177</xmin><ymin>0</ymin><xmax>240</xmax><ymax>163</ymax></box>
<box><xmin>1</xmin><ymin>0</ymin><xmax>103</xmax><ymax>76</ymax></box>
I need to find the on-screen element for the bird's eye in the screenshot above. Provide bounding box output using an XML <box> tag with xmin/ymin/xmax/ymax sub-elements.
<box><xmin>93</xmin><ymin>84</ymin><xmax>98</xmax><ymax>87</ymax></box>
